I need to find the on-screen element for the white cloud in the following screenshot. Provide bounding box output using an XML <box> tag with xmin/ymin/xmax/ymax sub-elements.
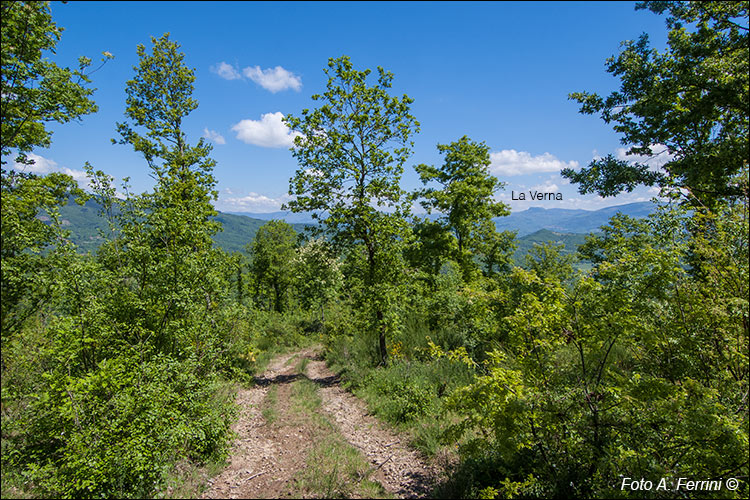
<box><xmin>13</xmin><ymin>152</ymin><xmax>58</xmax><ymax>174</ymax></box>
<box><xmin>231</xmin><ymin>112</ymin><xmax>301</xmax><ymax>148</ymax></box>
<box><xmin>615</xmin><ymin>143</ymin><xmax>674</xmax><ymax>171</ymax></box>
<box><xmin>211</xmin><ymin>61</ymin><xmax>241</xmax><ymax>80</ymax></box>
<box><xmin>12</xmin><ymin>153</ymin><xmax>89</xmax><ymax>187</ymax></box>
<box><xmin>242</xmin><ymin>65</ymin><xmax>302</xmax><ymax>93</ymax></box>
<box><xmin>220</xmin><ymin>192</ymin><xmax>285</xmax><ymax>212</ymax></box>
<box><xmin>60</xmin><ymin>167</ymin><xmax>90</xmax><ymax>187</ymax></box>
<box><xmin>530</xmin><ymin>180</ymin><xmax>560</xmax><ymax>193</ymax></box>
<box><xmin>212</xmin><ymin>61</ymin><xmax>302</xmax><ymax>92</ymax></box>
<box><xmin>202</xmin><ymin>128</ymin><xmax>226</xmax><ymax>145</ymax></box>
<box><xmin>490</xmin><ymin>150</ymin><xmax>579</xmax><ymax>176</ymax></box>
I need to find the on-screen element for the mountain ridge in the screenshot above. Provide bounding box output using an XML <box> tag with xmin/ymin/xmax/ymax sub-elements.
<box><xmin>56</xmin><ymin>199</ymin><xmax>656</xmax><ymax>255</ymax></box>
<box><xmin>230</xmin><ymin>201</ymin><xmax>656</xmax><ymax>237</ymax></box>
<box><xmin>493</xmin><ymin>201</ymin><xmax>655</xmax><ymax>236</ymax></box>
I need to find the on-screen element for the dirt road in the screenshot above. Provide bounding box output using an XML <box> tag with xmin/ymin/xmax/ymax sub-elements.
<box><xmin>201</xmin><ymin>346</ymin><xmax>444</xmax><ymax>498</ymax></box>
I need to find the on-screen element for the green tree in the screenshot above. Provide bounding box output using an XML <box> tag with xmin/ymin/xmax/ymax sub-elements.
<box><xmin>104</xmin><ymin>32</ymin><xmax>226</xmax><ymax>359</ymax></box>
<box><xmin>1</xmin><ymin>0</ymin><xmax>108</xmax><ymax>342</ymax></box>
<box><xmin>1</xmin><ymin>0</ymin><xmax>111</xmax><ymax>165</ymax></box>
<box><xmin>446</xmin><ymin>203</ymin><xmax>748</xmax><ymax>498</ymax></box>
<box><xmin>405</xmin><ymin>219</ymin><xmax>458</xmax><ymax>276</ymax></box>
<box><xmin>2</xmin><ymin>32</ymin><xmax>235</xmax><ymax>498</ymax></box>
<box><xmin>563</xmin><ymin>1</ymin><xmax>748</xmax><ymax>207</ymax></box>
<box><xmin>0</xmin><ymin>171</ymin><xmax>79</xmax><ymax>338</ymax></box>
<box><xmin>523</xmin><ymin>241</ymin><xmax>574</xmax><ymax>284</ymax></box>
<box><xmin>477</xmin><ymin>225</ymin><xmax>516</xmax><ymax>277</ymax></box>
<box><xmin>284</xmin><ymin>55</ymin><xmax>419</xmax><ymax>364</ymax></box>
<box><xmin>415</xmin><ymin>136</ymin><xmax>510</xmax><ymax>277</ymax></box>
<box><xmin>248</xmin><ymin>220</ymin><xmax>298</xmax><ymax>313</ymax></box>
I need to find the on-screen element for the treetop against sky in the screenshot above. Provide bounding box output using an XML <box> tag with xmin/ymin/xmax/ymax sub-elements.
<box><xmin>8</xmin><ymin>1</ymin><xmax>676</xmax><ymax>213</ymax></box>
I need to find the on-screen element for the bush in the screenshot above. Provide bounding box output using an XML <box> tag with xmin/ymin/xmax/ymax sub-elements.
<box><xmin>249</xmin><ymin>310</ymin><xmax>308</xmax><ymax>352</ymax></box>
<box><xmin>358</xmin><ymin>362</ymin><xmax>436</xmax><ymax>424</ymax></box>
<box><xmin>5</xmin><ymin>348</ymin><xmax>234</xmax><ymax>499</ymax></box>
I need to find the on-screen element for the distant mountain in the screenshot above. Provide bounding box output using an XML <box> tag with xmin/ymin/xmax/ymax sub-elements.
<box><xmin>58</xmin><ymin>198</ymin><xmax>112</xmax><ymax>253</ymax></box>
<box><xmin>235</xmin><ymin>202</ymin><xmax>657</xmax><ymax>237</ymax></box>
<box><xmin>55</xmin><ymin>199</ymin><xmax>654</xmax><ymax>259</ymax></box>
<box><xmin>213</xmin><ymin>213</ymin><xmax>312</xmax><ymax>254</ymax></box>
<box><xmin>56</xmin><ymin>199</ymin><xmax>312</xmax><ymax>255</ymax></box>
<box><xmin>226</xmin><ymin>210</ymin><xmax>318</xmax><ymax>224</ymax></box>
<box><xmin>494</xmin><ymin>201</ymin><xmax>655</xmax><ymax>236</ymax></box>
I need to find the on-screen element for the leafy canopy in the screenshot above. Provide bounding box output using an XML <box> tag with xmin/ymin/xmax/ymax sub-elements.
<box><xmin>563</xmin><ymin>1</ymin><xmax>749</xmax><ymax>206</ymax></box>
<box><xmin>446</xmin><ymin>202</ymin><xmax>749</xmax><ymax>498</ymax></box>
<box><xmin>3</xmin><ymin>29</ymin><xmax>236</xmax><ymax>498</ymax></box>
<box><xmin>415</xmin><ymin>135</ymin><xmax>510</xmax><ymax>276</ymax></box>
<box><xmin>101</xmin><ymin>33</ymin><xmax>224</xmax><ymax>358</ymax></box>
<box><xmin>284</xmin><ymin>55</ymin><xmax>420</xmax><ymax>364</ymax></box>
<box><xmin>248</xmin><ymin>220</ymin><xmax>298</xmax><ymax>313</ymax></box>
<box><xmin>0</xmin><ymin>0</ymin><xmax>107</xmax><ymax>338</ymax></box>
<box><xmin>284</xmin><ymin>55</ymin><xmax>419</xmax><ymax>252</ymax></box>
<box><xmin>293</xmin><ymin>237</ymin><xmax>343</xmax><ymax>316</ymax></box>
<box><xmin>1</xmin><ymin>0</ymin><xmax>111</xmax><ymax>165</ymax></box>
<box><xmin>114</xmin><ymin>32</ymin><xmax>219</xmax><ymax>249</ymax></box>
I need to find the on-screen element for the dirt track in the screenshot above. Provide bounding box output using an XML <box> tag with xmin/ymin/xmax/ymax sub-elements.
<box><xmin>200</xmin><ymin>346</ymin><xmax>444</xmax><ymax>498</ymax></box>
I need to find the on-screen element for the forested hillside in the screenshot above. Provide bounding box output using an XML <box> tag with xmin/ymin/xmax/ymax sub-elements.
<box><xmin>2</xmin><ymin>2</ymin><xmax>747</xmax><ymax>499</ymax></box>
<box><xmin>227</xmin><ymin>201</ymin><xmax>656</xmax><ymax>237</ymax></box>
<box><xmin>55</xmin><ymin>197</ymin><xmax>312</xmax><ymax>254</ymax></box>
<box><xmin>54</xmin><ymin>196</ymin><xmax>593</xmax><ymax>262</ymax></box>
<box><xmin>493</xmin><ymin>202</ymin><xmax>655</xmax><ymax>236</ymax></box>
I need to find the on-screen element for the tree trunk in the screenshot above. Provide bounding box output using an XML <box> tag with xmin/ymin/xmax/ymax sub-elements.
<box><xmin>366</xmin><ymin>237</ymin><xmax>388</xmax><ymax>366</ymax></box>
<box><xmin>377</xmin><ymin>309</ymin><xmax>387</xmax><ymax>366</ymax></box>
<box><xmin>273</xmin><ymin>280</ymin><xmax>283</xmax><ymax>313</ymax></box>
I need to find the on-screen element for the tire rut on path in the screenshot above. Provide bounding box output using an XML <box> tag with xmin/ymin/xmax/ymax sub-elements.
<box><xmin>202</xmin><ymin>348</ymin><xmax>316</xmax><ymax>499</ymax></box>
<box><xmin>305</xmin><ymin>354</ymin><xmax>442</xmax><ymax>498</ymax></box>
<box><xmin>202</xmin><ymin>346</ymin><xmax>444</xmax><ymax>499</ymax></box>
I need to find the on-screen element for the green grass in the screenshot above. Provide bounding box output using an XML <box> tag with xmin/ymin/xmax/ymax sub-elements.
<box><xmin>324</xmin><ymin>331</ymin><xmax>472</xmax><ymax>459</ymax></box>
<box><xmin>295</xmin><ymin>356</ymin><xmax>310</xmax><ymax>374</ymax></box>
<box><xmin>291</xmin><ymin>378</ymin><xmax>324</xmax><ymax>419</ymax></box>
<box><xmin>0</xmin><ymin>471</ymin><xmax>32</xmax><ymax>499</ymax></box>
<box><xmin>288</xmin><ymin>377</ymin><xmax>390</xmax><ymax>499</ymax></box>
<box><xmin>262</xmin><ymin>385</ymin><xmax>280</xmax><ymax>425</ymax></box>
<box><xmin>160</xmin><ymin>457</ymin><xmax>227</xmax><ymax>499</ymax></box>
<box><xmin>298</xmin><ymin>435</ymin><xmax>391</xmax><ymax>499</ymax></box>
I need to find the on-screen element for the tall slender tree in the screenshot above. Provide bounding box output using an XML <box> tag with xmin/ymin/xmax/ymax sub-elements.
<box><xmin>1</xmin><ymin>0</ymin><xmax>109</xmax><ymax>339</ymax></box>
<box><xmin>284</xmin><ymin>55</ymin><xmax>419</xmax><ymax>364</ymax></box>
<box><xmin>108</xmin><ymin>33</ymin><xmax>224</xmax><ymax>358</ymax></box>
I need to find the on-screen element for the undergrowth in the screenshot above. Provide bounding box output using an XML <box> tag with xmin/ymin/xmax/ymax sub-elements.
<box><xmin>290</xmin><ymin>377</ymin><xmax>390</xmax><ymax>499</ymax></box>
<box><xmin>323</xmin><ymin>310</ymin><xmax>474</xmax><ymax>459</ymax></box>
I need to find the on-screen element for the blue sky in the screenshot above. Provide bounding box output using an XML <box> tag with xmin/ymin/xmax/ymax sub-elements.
<box><xmin>16</xmin><ymin>1</ymin><xmax>673</xmax><ymax>213</ymax></box>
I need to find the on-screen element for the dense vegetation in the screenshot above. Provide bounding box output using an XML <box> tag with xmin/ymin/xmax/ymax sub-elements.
<box><xmin>2</xmin><ymin>1</ymin><xmax>747</xmax><ymax>499</ymax></box>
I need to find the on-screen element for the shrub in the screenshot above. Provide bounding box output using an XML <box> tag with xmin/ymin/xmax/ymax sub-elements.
<box><xmin>359</xmin><ymin>362</ymin><xmax>436</xmax><ymax>424</ymax></box>
<box><xmin>7</xmin><ymin>349</ymin><xmax>234</xmax><ymax>499</ymax></box>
